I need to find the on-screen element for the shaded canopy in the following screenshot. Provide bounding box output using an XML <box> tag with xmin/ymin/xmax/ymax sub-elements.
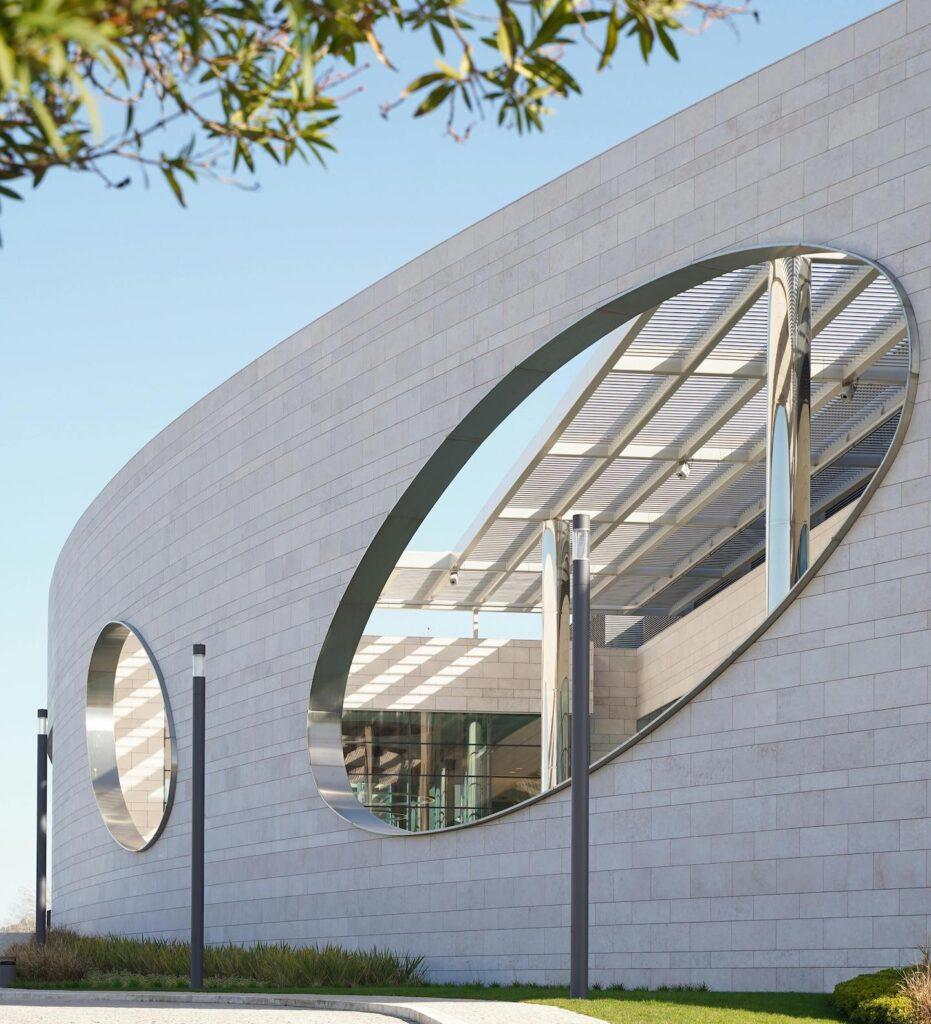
<box><xmin>378</xmin><ymin>255</ymin><xmax>908</xmax><ymax>634</ymax></box>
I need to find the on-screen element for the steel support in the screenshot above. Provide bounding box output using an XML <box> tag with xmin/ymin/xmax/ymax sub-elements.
<box><xmin>465</xmin><ymin>717</ymin><xmax>488</xmax><ymax>823</ymax></box>
<box><xmin>766</xmin><ymin>256</ymin><xmax>812</xmax><ymax>611</ymax></box>
<box><xmin>190</xmin><ymin>644</ymin><xmax>206</xmax><ymax>990</ymax></box>
<box><xmin>36</xmin><ymin>708</ymin><xmax>48</xmax><ymax>947</ymax></box>
<box><xmin>570</xmin><ymin>514</ymin><xmax>590</xmax><ymax>999</ymax></box>
<box><xmin>540</xmin><ymin>519</ymin><xmax>571</xmax><ymax>790</ymax></box>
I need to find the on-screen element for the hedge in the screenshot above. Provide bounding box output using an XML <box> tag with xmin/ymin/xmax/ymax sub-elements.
<box><xmin>834</xmin><ymin>969</ymin><xmax>913</xmax><ymax>1024</ymax></box>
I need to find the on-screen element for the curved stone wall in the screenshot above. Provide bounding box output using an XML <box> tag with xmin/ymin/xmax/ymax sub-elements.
<box><xmin>48</xmin><ymin>0</ymin><xmax>931</xmax><ymax>990</ymax></box>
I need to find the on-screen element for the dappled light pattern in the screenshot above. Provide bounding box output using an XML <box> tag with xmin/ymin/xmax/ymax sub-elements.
<box><xmin>86</xmin><ymin>622</ymin><xmax>175</xmax><ymax>851</ymax></box>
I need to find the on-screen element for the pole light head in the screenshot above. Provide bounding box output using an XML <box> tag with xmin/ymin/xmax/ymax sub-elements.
<box><xmin>571</xmin><ymin>513</ymin><xmax>591</xmax><ymax>562</ymax></box>
<box><xmin>37</xmin><ymin>708</ymin><xmax>48</xmax><ymax>736</ymax></box>
<box><xmin>192</xmin><ymin>644</ymin><xmax>206</xmax><ymax>678</ymax></box>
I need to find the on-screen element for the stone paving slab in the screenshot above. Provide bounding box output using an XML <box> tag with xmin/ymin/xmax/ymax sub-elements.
<box><xmin>0</xmin><ymin>989</ymin><xmax>597</xmax><ymax>1024</ymax></box>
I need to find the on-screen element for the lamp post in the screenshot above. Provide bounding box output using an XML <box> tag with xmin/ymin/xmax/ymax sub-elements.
<box><xmin>190</xmin><ymin>644</ymin><xmax>206</xmax><ymax>990</ymax></box>
<box><xmin>36</xmin><ymin>708</ymin><xmax>48</xmax><ymax>947</ymax></box>
<box><xmin>570</xmin><ymin>513</ymin><xmax>590</xmax><ymax>999</ymax></box>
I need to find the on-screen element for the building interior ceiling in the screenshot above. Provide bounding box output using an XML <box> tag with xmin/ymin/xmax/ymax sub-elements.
<box><xmin>377</xmin><ymin>254</ymin><xmax>908</xmax><ymax>633</ymax></box>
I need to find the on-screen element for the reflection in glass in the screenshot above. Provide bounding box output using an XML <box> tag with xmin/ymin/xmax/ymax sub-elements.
<box><xmin>86</xmin><ymin>622</ymin><xmax>176</xmax><ymax>851</ymax></box>
<box><xmin>343</xmin><ymin>710</ymin><xmax>540</xmax><ymax>830</ymax></box>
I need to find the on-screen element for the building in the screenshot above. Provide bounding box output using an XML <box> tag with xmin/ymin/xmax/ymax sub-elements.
<box><xmin>49</xmin><ymin>1</ymin><xmax>931</xmax><ymax>991</ymax></box>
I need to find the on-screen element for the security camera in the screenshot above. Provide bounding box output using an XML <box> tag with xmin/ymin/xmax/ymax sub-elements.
<box><xmin>449</xmin><ymin>568</ymin><xmax>459</xmax><ymax>586</ymax></box>
<box><xmin>840</xmin><ymin>378</ymin><xmax>858</xmax><ymax>400</ymax></box>
<box><xmin>675</xmin><ymin>460</ymin><xmax>691</xmax><ymax>481</ymax></box>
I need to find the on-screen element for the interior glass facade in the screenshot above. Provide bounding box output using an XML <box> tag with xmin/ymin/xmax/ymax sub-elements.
<box><xmin>342</xmin><ymin>710</ymin><xmax>541</xmax><ymax>830</ymax></box>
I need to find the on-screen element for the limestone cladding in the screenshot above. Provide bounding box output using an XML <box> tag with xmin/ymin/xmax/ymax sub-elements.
<box><xmin>48</xmin><ymin>1</ymin><xmax>931</xmax><ymax>991</ymax></box>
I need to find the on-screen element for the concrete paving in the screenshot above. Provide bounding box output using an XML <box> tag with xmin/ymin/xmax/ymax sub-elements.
<box><xmin>0</xmin><ymin>989</ymin><xmax>597</xmax><ymax>1024</ymax></box>
<box><xmin>0</xmin><ymin>1003</ymin><xmax>397</xmax><ymax>1024</ymax></box>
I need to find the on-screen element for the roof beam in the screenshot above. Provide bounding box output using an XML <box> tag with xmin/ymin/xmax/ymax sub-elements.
<box><xmin>587</xmin><ymin>376</ymin><xmax>764</xmax><ymax>553</ymax></box>
<box><xmin>408</xmin><ymin>308</ymin><xmax>658</xmax><ymax>611</ymax></box>
<box><xmin>811</xmin><ymin>264</ymin><xmax>878</xmax><ymax>333</ymax></box>
<box><xmin>664</xmin><ymin>466</ymin><xmax>875</xmax><ymax>617</ymax></box>
<box><xmin>586</xmin><ymin>280</ymin><xmax>905</xmax><ymax>598</ymax></box>
<box><xmin>452</xmin><ymin>308</ymin><xmax>658</xmax><ymax>566</ymax></box>
<box><xmin>606</xmin><ymin>265</ymin><xmax>877</xmax><ymax>378</ymax></box>
<box><xmin>470</xmin><ymin>269</ymin><xmax>769</xmax><ymax>607</ymax></box>
<box><xmin>613</xmin><ymin>396</ymin><xmax>904</xmax><ymax>612</ymax></box>
<box><xmin>382</xmin><ymin>263</ymin><xmax>903</xmax><ymax>616</ymax></box>
<box><xmin>607</xmin><ymin>356</ymin><xmax>903</xmax><ymax>384</ymax></box>
<box><xmin>380</xmin><ymin>397</ymin><xmax>899</xmax><ymax>613</ymax></box>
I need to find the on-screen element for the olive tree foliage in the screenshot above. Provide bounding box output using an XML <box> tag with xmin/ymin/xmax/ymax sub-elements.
<box><xmin>0</xmin><ymin>0</ymin><xmax>754</xmax><ymax>210</ymax></box>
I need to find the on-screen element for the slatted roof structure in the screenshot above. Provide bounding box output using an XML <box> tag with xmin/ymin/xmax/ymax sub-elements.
<box><xmin>377</xmin><ymin>255</ymin><xmax>908</xmax><ymax>634</ymax></box>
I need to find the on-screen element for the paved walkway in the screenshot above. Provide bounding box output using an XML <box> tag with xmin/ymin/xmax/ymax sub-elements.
<box><xmin>0</xmin><ymin>989</ymin><xmax>596</xmax><ymax>1024</ymax></box>
<box><xmin>0</xmin><ymin>1003</ymin><xmax>396</xmax><ymax>1024</ymax></box>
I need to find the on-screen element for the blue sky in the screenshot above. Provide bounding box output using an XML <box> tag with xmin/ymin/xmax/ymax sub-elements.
<box><xmin>0</xmin><ymin>0</ymin><xmax>892</xmax><ymax>922</ymax></box>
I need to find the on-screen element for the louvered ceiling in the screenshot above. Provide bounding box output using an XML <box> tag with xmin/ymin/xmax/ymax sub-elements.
<box><xmin>376</xmin><ymin>255</ymin><xmax>908</xmax><ymax>625</ymax></box>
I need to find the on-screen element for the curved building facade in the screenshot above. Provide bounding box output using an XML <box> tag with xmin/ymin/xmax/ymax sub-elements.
<box><xmin>49</xmin><ymin>1</ymin><xmax>931</xmax><ymax>991</ymax></box>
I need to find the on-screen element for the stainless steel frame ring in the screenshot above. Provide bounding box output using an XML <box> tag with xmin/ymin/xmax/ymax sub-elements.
<box><xmin>85</xmin><ymin>621</ymin><xmax>178</xmax><ymax>852</ymax></box>
<box><xmin>308</xmin><ymin>243</ymin><xmax>918</xmax><ymax>837</ymax></box>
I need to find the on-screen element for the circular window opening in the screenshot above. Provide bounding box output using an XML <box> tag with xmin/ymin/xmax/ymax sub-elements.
<box><xmin>86</xmin><ymin>622</ymin><xmax>177</xmax><ymax>851</ymax></box>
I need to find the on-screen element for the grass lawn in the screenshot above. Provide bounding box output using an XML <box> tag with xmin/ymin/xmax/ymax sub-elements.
<box><xmin>14</xmin><ymin>979</ymin><xmax>843</xmax><ymax>1024</ymax></box>
<box><xmin>533</xmin><ymin>990</ymin><xmax>842</xmax><ymax>1023</ymax></box>
<box><xmin>5</xmin><ymin>933</ymin><xmax>849</xmax><ymax>1023</ymax></box>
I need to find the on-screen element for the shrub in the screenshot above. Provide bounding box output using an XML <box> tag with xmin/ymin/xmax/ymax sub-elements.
<box><xmin>835</xmin><ymin>969</ymin><xmax>912</xmax><ymax>1024</ymax></box>
<box><xmin>857</xmin><ymin>995</ymin><xmax>914</xmax><ymax>1024</ymax></box>
<box><xmin>900</xmin><ymin>946</ymin><xmax>931</xmax><ymax>1024</ymax></box>
<box><xmin>7</xmin><ymin>930</ymin><xmax>425</xmax><ymax>989</ymax></box>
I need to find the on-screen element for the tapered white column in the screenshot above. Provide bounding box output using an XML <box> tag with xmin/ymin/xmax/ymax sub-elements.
<box><xmin>766</xmin><ymin>256</ymin><xmax>812</xmax><ymax>612</ymax></box>
<box><xmin>540</xmin><ymin>518</ymin><xmax>571</xmax><ymax>790</ymax></box>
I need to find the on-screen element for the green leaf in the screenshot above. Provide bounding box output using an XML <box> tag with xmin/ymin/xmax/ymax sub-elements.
<box><xmin>28</xmin><ymin>96</ymin><xmax>66</xmax><ymax>158</ymax></box>
<box><xmin>404</xmin><ymin>71</ymin><xmax>446</xmax><ymax>95</ymax></box>
<box><xmin>161</xmin><ymin>165</ymin><xmax>187</xmax><ymax>207</ymax></box>
<box><xmin>637</xmin><ymin>21</ymin><xmax>653</xmax><ymax>62</ymax></box>
<box><xmin>655</xmin><ymin>21</ymin><xmax>679</xmax><ymax>61</ymax></box>
<box><xmin>531</xmin><ymin>0</ymin><xmax>570</xmax><ymax>49</ymax></box>
<box><xmin>599</xmin><ymin>7</ymin><xmax>619</xmax><ymax>71</ymax></box>
<box><xmin>497</xmin><ymin>18</ymin><xmax>513</xmax><ymax>66</ymax></box>
<box><xmin>414</xmin><ymin>82</ymin><xmax>454</xmax><ymax>116</ymax></box>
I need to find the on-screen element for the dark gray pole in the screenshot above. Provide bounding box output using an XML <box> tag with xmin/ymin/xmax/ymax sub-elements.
<box><xmin>190</xmin><ymin>645</ymin><xmax>206</xmax><ymax>990</ymax></box>
<box><xmin>570</xmin><ymin>514</ymin><xmax>590</xmax><ymax>999</ymax></box>
<box><xmin>36</xmin><ymin>708</ymin><xmax>48</xmax><ymax>947</ymax></box>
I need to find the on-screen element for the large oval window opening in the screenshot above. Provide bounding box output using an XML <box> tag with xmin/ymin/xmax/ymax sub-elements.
<box><xmin>313</xmin><ymin>248</ymin><xmax>914</xmax><ymax>833</ymax></box>
<box><xmin>86</xmin><ymin>622</ymin><xmax>177</xmax><ymax>851</ymax></box>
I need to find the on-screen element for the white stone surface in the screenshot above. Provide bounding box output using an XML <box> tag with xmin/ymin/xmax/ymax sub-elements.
<box><xmin>47</xmin><ymin>0</ymin><xmax>931</xmax><ymax>993</ymax></box>
<box><xmin>0</xmin><ymin>990</ymin><xmax>598</xmax><ymax>1024</ymax></box>
<box><xmin>634</xmin><ymin>508</ymin><xmax>853</xmax><ymax>719</ymax></box>
<box><xmin>0</xmin><ymin>1005</ymin><xmax>396</xmax><ymax>1024</ymax></box>
<box><xmin>346</xmin><ymin>636</ymin><xmax>541</xmax><ymax>714</ymax></box>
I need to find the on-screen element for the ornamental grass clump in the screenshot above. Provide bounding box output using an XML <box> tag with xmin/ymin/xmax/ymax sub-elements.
<box><xmin>6</xmin><ymin>930</ymin><xmax>425</xmax><ymax>989</ymax></box>
<box><xmin>4</xmin><ymin>933</ymin><xmax>87</xmax><ymax>983</ymax></box>
<box><xmin>900</xmin><ymin>946</ymin><xmax>931</xmax><ymax>1024</ymax></box>
<box><xmin>203</xmin><ymin>942</ymin><xmax>425</xmax><ymax>989</ymax></box>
